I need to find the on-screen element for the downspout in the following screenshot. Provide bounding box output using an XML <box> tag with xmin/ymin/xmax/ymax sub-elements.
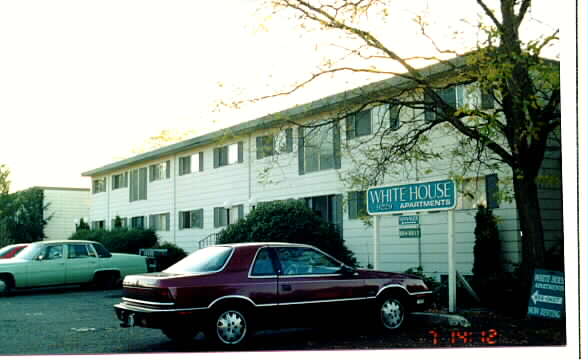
<box><xmin>248</xmin><ymin>134</ymin><xmax>252</xmax><ymax>210</ymax></box>
<box><xmin>172</xmin><ymin>155</ymin><xmax>177</xmax><ymax>244</ymax></box>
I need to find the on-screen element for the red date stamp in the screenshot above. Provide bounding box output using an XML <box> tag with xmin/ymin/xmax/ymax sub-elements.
<box><xmin>427</xmin><ymin>329</ymin><xmax>499</xmax><ymax>345</ymax></box>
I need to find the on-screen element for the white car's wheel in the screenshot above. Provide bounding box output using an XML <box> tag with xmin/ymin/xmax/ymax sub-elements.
<box><xmin>0</xmin><ymin>277</ymin><xmax>12</xmax><ymax>296</ymax></box>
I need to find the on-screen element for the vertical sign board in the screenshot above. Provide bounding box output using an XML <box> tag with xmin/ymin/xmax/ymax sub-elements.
<box><xmin>527</xmin><ymin>269</ymin><xmax>565</xmax><ymax>320</ymax></box>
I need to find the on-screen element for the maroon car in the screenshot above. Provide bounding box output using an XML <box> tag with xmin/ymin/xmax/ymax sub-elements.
<box><xmin>114</xmin><ymin>242</ymin><xmax>432</xmax><ymax>347</ymax></box>
<box><xmin>0</xmin><ymin>244</ymin><xmax>28</xmax><ymax>259</ymax></box>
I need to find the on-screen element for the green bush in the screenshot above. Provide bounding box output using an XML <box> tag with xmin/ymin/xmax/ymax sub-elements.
<box><xmin>217</xmin><ymin>199</ymin><xmax>358</xmax><ymax>267</ymax></box>
<box><xmin>154</xmin><ymin>242</ymin><xmax>188</xmax><ymax>269</ymax></box>
<box><xmin>69</xmin><ymin>228</ymin><xmax>158</xmax><ymax>254</ymax></box>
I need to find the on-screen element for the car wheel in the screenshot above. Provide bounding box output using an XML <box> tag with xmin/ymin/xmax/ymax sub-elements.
<box><xmin>0</xmin><ymin>276</ymin><xmax>12</xmax><ymax>296</ymax></box>
<box><xmin>378</xmin><ymin>294</ymin><xmax>405</xmax><ymax>330</ymax></box>
<box><xmin>209</xmin><ymin>307</ymin><xmax>251</xmax><ymax>347</ymax></box>
<box><xmin>162</xmin><ymin>326</ymin><xmax>199</xmax><ymax>343</ymax></box>
<box><xmin>94</xmin><ymin>272</ymin><xmax>121</xmax><ymax>290</ymax></box>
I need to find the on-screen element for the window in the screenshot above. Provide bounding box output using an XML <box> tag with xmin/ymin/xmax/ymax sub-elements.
<box><xmin>256</xmin><ymin>135</ymin><xmax>275</xmax><ymax>159</ymax></box>
<box><xmin>346</xmin><ymin>109</ymin><xmax>372</xmax><ymax>139</ymax></box>
<box><xmin>214</xmin><ymin>205</ymin><xmax>244</xmax><ymax>228</ymax></box>
<box><xmin>68</xmin><ymin>244</ymin><xmax>94</xmax><ymax>258</ymax></box>
<box><xmin>348</xmin><ymin>191</ymin><xmax>367</xmax><ymax>219</ymax></box>
<box><xmin>304</xmin><ymin>194</ymin><xmax>343</xmax><ymax>236</ymax></box>
<box><xmin>111</xmin><ymin>216</ymin><xmax>128</xmax><ymax>229</ymax></box>
<box><xmin>388</xmin><ymin>104</ymin><xmax>401</xmax><ymax>130</ymax></box>
<box><xmin>179</xmin><ymin>152</ymin><xmax>203</xmax><ymax>175</ymax></box>
<box><xmin>424</xmin><ymin>85</ymin><xmax>464</xmax><ymax>121</ymax></box>
<box><xmin>298</xmin><ymin>124</ymin><xmax>341</xmax><ymax>174</ymax></box>
<box><xmin>250</xmin><ymin>248</ymin><xmax>277</xmax><ymax>276</ymax></box>
<box><xmin>481</xmin><ymin>89</ymin><xmax>495</xmax><ymax>110</ymax></box>
<box><xmin>256</xmin><ymin>129</ymin><xmax>293</xmax><ymax>160</ymax></box>
<box><xmin>179</xmin><ymin>209</ymin><xmax>204</xmax><ymax>229</ymax></box>
<box><xmin>457</xmin><ymin>174</ymin><xmax>499</xmax><ymax>209</ymax></box>
<box><xmin>92</xmin><ymin>178</ymin><xmax>106</xmax><ymax>194</ymax></box>
<box><xmin>276</xmin><ymin>247</ymin><xmax>341</xmax><ymax>276</ymax></box>
<box><xmin>149</xmin><ymin>160</ymin><xmax>171</xmax><ymax>182</ymax></box>
<box><xmin>112</xmin><ymin>172</ymin><xmax>128</xmax><ymax>190</ymax></box>
<box><xmin>131</xmin><ymin>216</ymin><xmax>145</xmax><ymax>229</ymax></box>
<box><xmin>42</xmin><ymin>245</ymin><xmax>64</xmax><ymax>260</ymax></box>
<box><xmin>213</xmin><ymin>142</ymin><xmax>243</xmax><ymax>168</ymax></box>
<box><xmin>91</xmin><ymin>220</ymin><xmax>105</xmax><ymax>230</ymax></box>
<box><xmin>149</xmin><ymin>213</ymin><xmax>170</xmax><ymax>231</ymax></box>
<box><xmin>129</xmin><ymin>168</ymin><xmax>147</xmax><ymax>202</ymax></box>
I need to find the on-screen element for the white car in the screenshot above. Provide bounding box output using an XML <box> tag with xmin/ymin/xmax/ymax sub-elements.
<box><xmin>0</xmin><ymin>240</ymin><xmax>147</xmax><ymax>295</ymax></box>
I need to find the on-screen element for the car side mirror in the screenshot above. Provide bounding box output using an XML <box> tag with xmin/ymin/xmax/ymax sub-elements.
<box><xmin>339</xmin><ymin>264</ymin><xmax>357</xmax><ymax>276</ymax></box>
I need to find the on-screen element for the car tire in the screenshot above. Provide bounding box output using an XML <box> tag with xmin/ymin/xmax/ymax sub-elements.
<box><xmin>162</xmin><ymin>326</ymin><xmax>199</xmax><ymax>343</ymax></box>
<box><xmin>208</xmin><ymin>306</ymin><xmax>251</xmax><ymax>347</ymax></box>
<box><xmin>0</xmin><ymin>276</ymin><xmax>13</xmax><ymax>297</ymax></box>
<box><xmin>94</xmin><ymin>272</ymin><xmax>121</xmax><ymax>290</ymax></box>
<box><xmin>377</xmin><ymin>294</ymin><xmax>405</xmax><ymax>331</ymax></box>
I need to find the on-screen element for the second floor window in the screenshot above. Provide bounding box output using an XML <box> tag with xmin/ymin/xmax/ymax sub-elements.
<box><xmin>213</xmin><ymin>142</ymin><xmax>243</xmax><ymax>168</ymax></box>
<box><xmin>129</xmin><ymin>168</ymin><xmax>147</xmax><ymax>202</ymax></box>
<box><xmin>424</xmin><ymin>85</ymin><xmax>464</xmax><ymax>122</ymax></box>
<box><xmin>149</xmin><ymin>161</ymin><xmax>171</xmax><ymax>182</ymax></box>
<box><xmin>179</xmin><ymin>152</ymin><xmax>203</xmax><ymax>175</ymax></box>
<box><xmin>298</xmin><ymin>124</ymin><xmax>341</xmax><ymax>175</ymax></box>
<box><xmin>112</xmin><ymin>172</ymin><xmax>128</xmax><ymax>190</ymax></box>
<box><xmin>92</xmin><ymin>178</ymin><xmax>106</xmax><ymax>194</ymax></box>
<box><xmin>346</xmin><ymin>109</ymin><xmax>372</xmax><ymax>139</ymax></box>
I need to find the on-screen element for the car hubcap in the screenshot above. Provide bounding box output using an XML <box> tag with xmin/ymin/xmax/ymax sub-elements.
<box><xmin>381</xmin><ymin>298</ymin><xmax>403</xmax><ymax>329</ymax></box>
<box><xmin>216</xmin><ymin>310</ymin><xmax>246</xmax><ymax>344</ymax></box>
<box><xmin>0</xmin><ymin>280</ymin><xmax>5</xmax><ymax>293</ymax></box>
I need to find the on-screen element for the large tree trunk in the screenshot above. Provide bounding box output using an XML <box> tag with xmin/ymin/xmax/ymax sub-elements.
<box><xmin>512</xmin><ymin>170</ymin><xmax>546</xmax><ymax>298</ymax></box>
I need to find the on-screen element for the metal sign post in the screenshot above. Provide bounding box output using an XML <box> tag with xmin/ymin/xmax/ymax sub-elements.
<box><xmin>448</xmin><ymin>209</ymin><xmax>456</xmax><ymax>313</ymax></box>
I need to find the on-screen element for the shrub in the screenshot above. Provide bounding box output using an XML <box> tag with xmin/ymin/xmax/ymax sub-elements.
<box><xmin>69</xmin><ymin>228</ymin><xmax>158</xmax><ymax>254</ymax></box>
<box><xmin>154</xmin><ymin>242</ymin><xmax>188</xmax><ymax>269</ymax></box>
<box><xmin>217</xmin><ymin>199</ymin><xmax>358</xmax><ymax>267</ymax></box>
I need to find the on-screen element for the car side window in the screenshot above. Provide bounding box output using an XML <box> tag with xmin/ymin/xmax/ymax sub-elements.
<box><xmin>67</xmin><ymin>244</ymin><xmax>91</xmax><ymax>259</ymax></box>
<box><xmin>276</xmin><ymin>247</ymin><xmax>341</xmax><ymax>276</ymax></box>
<box><xmin>251</xmin><ymin>248</ymin><xmax>277</xmax><ymax>276</ymax></box>
<box><xmin>43</xmin><ymin>245</ymin><xmax>64</xmax><ymax>260</ymax></box>
<box><xmin>92</xmin><ymin>243</ymin><xmax>112</xmax><ymax>258</ymax></box>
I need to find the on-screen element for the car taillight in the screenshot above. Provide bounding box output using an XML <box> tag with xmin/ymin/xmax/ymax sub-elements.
<box><xmin>155</xmin><ymin>288</ymin><xmax>173</xmax><ymax>302</ymax></box>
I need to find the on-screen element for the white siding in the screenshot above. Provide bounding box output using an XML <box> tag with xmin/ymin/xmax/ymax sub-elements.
<box><xmin>43</xmin><ymin>188</ymin><xmax>90</xmax><ymax>240</ymax></box>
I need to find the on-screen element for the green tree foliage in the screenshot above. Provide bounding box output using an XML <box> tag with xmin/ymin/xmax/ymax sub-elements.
<box><xmin>245</xmin><ymin>0</ymin><xmax>560</xmax><ymax>298</ymax></box>
<box><xmin>0</xmin><ymin>188</ymin><xmax>51</xmax><ymax>246</ymax></box>
<box><xmin>69</xmin><ymin>228</ymin><xmax>158</xmax><ymax>254</ymax></box>
<box><xmin>0</xmin><ymin>164</ymin><xmax>10</xmax><ymax>195</ymax></box>
<box><xmin>216</xmin><ymin>199</ymin><xmax>358</xmax><ymax>267</ymax></box>
<box><xmin>156</xmin><ymin>242</ymin><xmax>188</xmax><ymax>269</ymax></box>
<box><xmin>473</xmin><ymin>205</ymin><xmax>502</xmax><ymax>280</ymax></box>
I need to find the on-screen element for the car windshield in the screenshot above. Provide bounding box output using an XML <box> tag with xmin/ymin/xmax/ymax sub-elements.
<box><xmin>164</xmin><ymin>246</ymin><xmax>233</xmax><ymax>274</ymax></box>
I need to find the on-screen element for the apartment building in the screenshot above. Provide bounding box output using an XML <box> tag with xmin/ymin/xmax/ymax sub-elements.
<box><xmin>82</xmin><ymin>57</ymin><xmax>562</xmax><ymax>278</ymax></box>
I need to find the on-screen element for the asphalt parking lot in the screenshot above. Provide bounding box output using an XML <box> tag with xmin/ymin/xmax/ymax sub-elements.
<box><xmin>0</xmin><ymin>286</ymin><xmax>565</xmax><ymax>356</ymax></box>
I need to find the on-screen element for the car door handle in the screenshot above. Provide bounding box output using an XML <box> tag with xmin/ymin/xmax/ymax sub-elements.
<box><xmin>281</xmin><ymin>284</ymin><xmax>292</xmax><ymax>291</ymax></box>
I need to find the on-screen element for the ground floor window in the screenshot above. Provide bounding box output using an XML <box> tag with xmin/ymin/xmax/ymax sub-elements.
<box><xmin>179</xmin><ymin>209</ymin><xmax>204</xmax><ymax>229</ymax></box>
<box><xmin>131</xmin><ymin>216</ymin><xmax>145</xmax><ymax>229</ymax></box>
<box><xmin>304</xmin><ymin>194</ymin><xmax>343</xmax><ymax>236</ymax></box>
<box><xmin>149</xmin><ymin>213</ymin><xmax>170</xmax><ymax>231</ymax></box>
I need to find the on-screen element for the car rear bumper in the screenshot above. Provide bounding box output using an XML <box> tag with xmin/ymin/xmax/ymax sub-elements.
<box><xmin>114</xmin><ymin>302</ymin><xmax>207</xmax><ymax>329</ymax></box>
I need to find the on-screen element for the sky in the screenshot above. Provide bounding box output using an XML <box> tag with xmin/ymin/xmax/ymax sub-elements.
<box><xmin>0</xmin><ymin>0</ymin><xmax>568</xmax><ymax>192</ymax></box>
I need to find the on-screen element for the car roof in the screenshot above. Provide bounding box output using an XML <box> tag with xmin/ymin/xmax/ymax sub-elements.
<box><xmin>217</xmin><ymin>242</ymin><xmax>317</xmax><ymax>249</ymax></box>
<box><xmin>28</xmin><ymin>240</ymin><xmax>99</xmax><ymax>245</ymax></box>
